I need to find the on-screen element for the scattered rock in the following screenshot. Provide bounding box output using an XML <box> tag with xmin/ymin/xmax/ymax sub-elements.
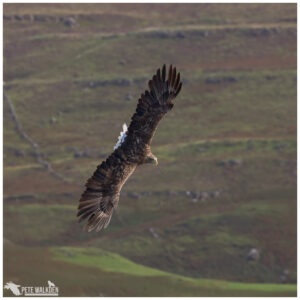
<box><xmin>50</xmin><ymin>117</ymin><xmax>57</xmax><ymax>124</ymax></box>
<box><xmin>3</xmin><ymin>238</ymin><xmax>14</xmax><ymax>246</ymax></box>
<box><xmin>199</xmin><ymin>191</ymin><xmax>209</xmax><ymax>200</ymax></box>
<box><xmin>14</xmin><ymin>15</ymin><xmax>23</xmax><ymax>21</ymax></box>
<box><xmin>266</xmin><ymin>75</ymin><xmax>276</xmax><ymax>80</ymax></box>
<box><xmin>3</xmin><ymin>15</ymin><xmax>12</xmax><ymax>20</ymax></box>
<box><xmin>73</xmin><ymin>152</ymin><xmax>81</xmax><ymax>158</ymax></box>
<box><xmin>211</xmin><ymin>190</ymin><xmax>221</xmax><ymax>198</ymax></box>
<box><xmin>153</xmin><ymin>191</ymin><xmax>165</xmax><ymax>197</ymax></box>
<box><xmin>88</xmin><ymin>81</ymin><xmax>96</xmax><ymax>88</ymax></box>
<box><xmin>144</xmin><ymin>31</ymin><xmax>170</xmax><ymax>39</ymax></box>
<box><xmin>125</xmin><ymin>93</ymin><xmax>133</xmax><ymax>101</ymax></box>
<box><xmin>247</xmin><ymin>248</ymin><xmax>260</xmax><ymax>261</ymax></box>
<box><xmin>274</xmin><ymin>143</ymin><xmax>287</xmax><ymax>151</ymax></box>
<box><xmin>87</xmin><ymin>78</ymin><xmax>131</xmax><ymax>88</ymax></box>
<box><xmin>228</xmin><ymin>159</ymin><xmax>242</xmax><ymax>167</ymax></box>
<box><xmin>127</xmin><ymin>192</ymin><xmax>140</xmax><ymax>199</ymax></box>
<box><xmin>33</xmin><ymin>15</ymin><xmax>48</xmax><ymax>22</ymax></box>
<box><xmin>244</xmin><ymin>28</ymin><xmax>276</xmax><ymax>37</ymax></box>
<box><xmin>5</xmin><ymin>13</ymin><xmax>80</xmax><ymax>26</ymax></box>
<box><xmin>280</xmin><ymin>269</ymin><xmax>289</xmax><ymax>283</ymax></box>
<box><xmin>63</xmin><ymin>17</ymin><xmax>77</xmax><ymax>27</ymax></box>
<box><xmin>74</xmin><ymin>150</ymin><xmax>87</xmax><ymax>158</ymax></box>
<box><xmin>216</xmin><ymin>160</ymin><xmax>227</xmax><ymax>167</ymax></box>
<box><xmin>247</xmin><ymin>142</ymin><xmax>254</xmax><ymax>150</ymax></box>
<box><xmin>166</xmin><ymin>190</ymin><xmax>176</xmax><ymax>197</ymax></box>
<box><xmin>23</xmin><ymin>15</ymin><xmax>34</xmax><ymax>21</ymax></box>
<box><xmin>203</xmin><ymin>30</ymin><xmax>209</xmax><ymax>37</ymax></box>
<box><xmin>205</xmin><ymin>78</ymin><xmax>221</xmax><ymax>84</ymax></box>
<box><xmin>112</xmin><ymin>78</ymin><xmax>131</xmax><ymax>86</ymax></box>
<box><xmin>190</xmin><ymin>191</ymin><xmax>198</xmax><ymax>198</ymax></box>
<box><xmin>142</xmin><ymin>191</ymin><xmax>152</xmax><ymax>197</ymax></box>
<box><xmin>206</xmin><ymin>76</ymin><xmax>238</xmax><ymax>84</ymax></box>
<box><xmin>5</xmin><ymin>194</ymin><xmax>36</xmax><ymax>202</ymax></box>
<box><xmin>216</xmin><ymin>159</ymin><xmax>242</xmax><ymax>167</ymax></box>
<box><xmin>60</xmin><ymin>249</ymin><xmax>75</xmax><ymax>257</ymax></box>
<box><xmin>189</xmin><ymin>30</ymin><xmax>209</xmax><ymax>38</ymax></box>
<box><xmin>197</xmin><ymin>147</ymin><xmax>207</xmax><ymax>153</ymax></box>
<box><xmin>112</xmin><ymin>189</ymin><xmax>222</xmax><ymax>202</ymax></box>
<box><xmin>140</xmin><ymin>30</ymin><xmax>187</xmax><ymax>39</ymax></box>
<box><xmin>225</xmin><ymin>77</ymin><xmax>238</xmax><ymax>83</ymax></box>
<box><xmin>14</xmin><ymin>149</ymin><xmax>25</xmax><ymax>157</ymax></box>
<box><xmin>149</xmin><ymin>227</ymin><xmax>159</xmax><ymax>239</ymax></box>
<box><xmin>175</xmin><ymin>31</ymin><xmax>185</xmax><ymax>38</ymax></box>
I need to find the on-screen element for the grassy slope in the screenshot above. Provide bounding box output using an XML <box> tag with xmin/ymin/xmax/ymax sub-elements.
<box><xmin>3</xmin><ymin>244</ymin><xmax>296</xmax><ymax>297</ymax></box>
<box><xmin>3</xmin><ymin>3</ymin><xmax>297</xmax><ymax>296</ymax></box>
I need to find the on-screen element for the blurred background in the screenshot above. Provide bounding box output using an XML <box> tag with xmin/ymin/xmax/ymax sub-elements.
<box><xmin>3</xmin><ymin>3</ymin><xmax>297</xmax><ymax>297</ymax></box>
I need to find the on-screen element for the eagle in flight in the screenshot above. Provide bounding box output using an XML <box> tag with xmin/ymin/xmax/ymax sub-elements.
<box><xmin>77</xmin><ymin>65</ymin><xmax>182</xmax><ymax>232</ymax></box>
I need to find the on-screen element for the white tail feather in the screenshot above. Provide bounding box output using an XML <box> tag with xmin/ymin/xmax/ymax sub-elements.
<box><xmin>114</xmin><ymin>123</ymin><xmax>128</xmax><ymax>150</ymax></box>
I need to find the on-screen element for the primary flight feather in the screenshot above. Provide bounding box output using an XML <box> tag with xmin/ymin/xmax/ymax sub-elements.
<box><xmin>77</xmin><ymin>64</ymin><xmax>182</xmax><ymax>232</ymax></box>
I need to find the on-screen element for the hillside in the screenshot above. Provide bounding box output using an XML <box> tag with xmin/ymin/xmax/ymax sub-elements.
<box><xmin>3</xmin><ymin>3</ymin><xmax>297</xmax><ymax>296</ymax></box>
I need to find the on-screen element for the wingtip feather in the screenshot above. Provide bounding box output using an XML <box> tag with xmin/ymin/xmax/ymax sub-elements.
<box><xmin>162</xmin><ymin>64</ymin><xmax>166</xmax><ymax>81</ymax></box>
<box><xmin>156</xmin><ymin>68</ymin><xmax>161</xmax><ymax>81</ymax></box>
<box><xmin>175</xmin><ymin>82</ymin><xmax>182</xmax><ymax>97</ymax></box>
<box><xmin>171</xmin><ymin>67</ymin><xmax>176</xmax><ymax>87</ymax></box>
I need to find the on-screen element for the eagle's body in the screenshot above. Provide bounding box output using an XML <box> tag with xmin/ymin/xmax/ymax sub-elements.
<box><xmin>77</xmin><ymin>65</ymin><xmax>182</xmax><ymax>232</ymax></box>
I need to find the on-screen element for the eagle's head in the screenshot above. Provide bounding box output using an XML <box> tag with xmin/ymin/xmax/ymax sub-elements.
<box><xmin>144</xmin><ymin>153</ymin><xmax>158</xmax><ymax>166</ymax></box>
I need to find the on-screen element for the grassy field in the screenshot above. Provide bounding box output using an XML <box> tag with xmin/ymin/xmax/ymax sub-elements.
<box><xmin>3</xmin><ymin>3</ymin><xmax>297</xmax><ymax>297</ymax></box>
<box><xmin>3</xmin><ymin>244</ymin><xmax>296</xmax><ymax>297</ymax></box>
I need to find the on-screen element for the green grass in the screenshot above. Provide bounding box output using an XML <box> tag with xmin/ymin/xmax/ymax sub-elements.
<box><xmin>53</xmin><ymin>247</ymin><xmax>170</xmax><ymax>277</ymax></box>
<box><xmin>4</xmin><ymin>243</ymin><xmax>296</xmax><ymax>297</ymax></box>
<box><xmin>52</xmin><ymin>246</ymin><xmax>296</xmax><ymax>296</ymax></box>
<box><xmin>88</xmin><ymin>198</ymin><xmax>296</xmax><ymax>283</ymax></box>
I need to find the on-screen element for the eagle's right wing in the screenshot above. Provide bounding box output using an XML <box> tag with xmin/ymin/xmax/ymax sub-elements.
<box><xmin>77</xmin><ymin>152</ymin><xmax>136</xmax><ymax>232</ymax></box>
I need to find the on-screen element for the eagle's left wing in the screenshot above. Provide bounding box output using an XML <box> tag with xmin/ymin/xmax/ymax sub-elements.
<box><xmin>125</xmin><ymin>64</ymin><xmax>182</xmax><ymax>147</ymax></box>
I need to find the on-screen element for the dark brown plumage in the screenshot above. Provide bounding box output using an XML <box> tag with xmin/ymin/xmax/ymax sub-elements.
<box><xmin>77</xmin><ymin>65</ymin><xmax>182</xmax><ymax>232</ymax></box>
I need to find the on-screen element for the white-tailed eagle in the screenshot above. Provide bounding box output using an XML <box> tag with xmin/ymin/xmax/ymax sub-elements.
<box><xmin>77</xmin><ymin>65</ymin><xmax>182</xmax><ymax>232</ymax></box>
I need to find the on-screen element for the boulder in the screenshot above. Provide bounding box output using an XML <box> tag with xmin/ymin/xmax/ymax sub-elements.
<box><xmin>199</xmin><ymin>191</ymin><xmax>209</xmax><ymax>200</ymax></box>
<box><xmin>280</xmin><ymin>269</ymin><xmax>289</xmax><ymax>283</ymax></box>
<box><xmin>247</xmin><ymin>248</ymin><xmax>260</xmax><ymax>261</ymax></box>
<box><xmin>63</xmin><ymin>17</ymin><xmax>77</xmax><ymax>27</ymax></box>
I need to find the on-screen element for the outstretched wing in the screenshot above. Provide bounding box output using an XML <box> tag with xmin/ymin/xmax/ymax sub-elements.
<box><xmin>77</xmin><ymin>152</ymin><xmax>137</xmax><ymax>232</ymax></box>
<box><xmin>78</xmin><ymin>65</ymin><xmax>182</xmax><ymax>232</ymax></box>
<box><xmin>126</xmin><ymin>64</ymin><xmax>182</xmax><ymax>146</ymax></box>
